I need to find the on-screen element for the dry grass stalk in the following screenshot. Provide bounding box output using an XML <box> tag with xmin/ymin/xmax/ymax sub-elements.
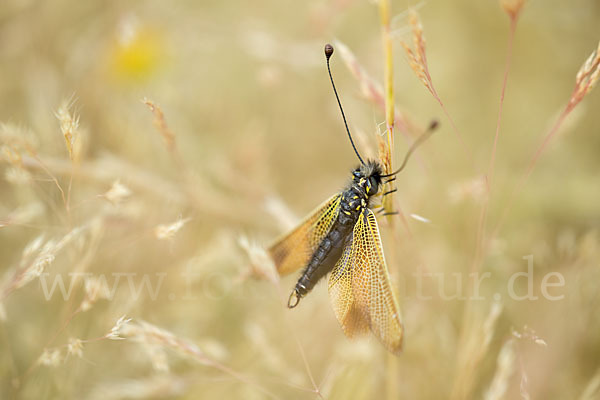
<box><xmin>333</xmin><ymin>39</ymin><xmax>416</xmax><ymax>234</ymax></box>
<box><xmin>378</xmin><ymin>0</ymin><xmax>394</xmax><ymax>164</ymax></box>
<box><xmin>484</xmin><ymin>340</ymin><xmax>516</xmax><ymax>400</ymax></box>
<box><xmin>0</xmin><ymin>202</ymin><xmax>44</xmax><ymax>228</ymax></box>
<box><xmin>121</xmin><ymin>320</ymin><xmax>277</xmax><ymax>398</ymax></box>
<box><xmin>143</xmin><ymin>98</ymin><xmax>176</xmax><ymax>153</ymax></box>
<box><xmin>34</xmin><ymin>316</ymin><xmax>131</xmax><ymax>373</ymax></box>
<box><xmin>487</xmin><ymin>0</ymin><xmax>523</xmax><ymax>188</ymax></box>
<box><xmin>579</xmin><ymin>368</ymin><xmax>600</xmax><ymax>400</ymax></box>
<box><xmin>471</xmin><ymin>0</ymin><xmax>523</xmax><ymax>304</ymax></box>
<box><xmin>86</xmin><ymin>375</ymin><xmax>189</xmax><ymax>400</ymax></box>
<box><xmin>378</xmin><ymin>0</ymin><xmax>397</xmax><ymax>224</ymax></box>
<box><xmin>451</xmin><ymin>301</ymin><xmax>503</xmax><ymax>400</ymax></box>
<box><xmin>493</xmin><ymin>40</ymin><xmax>600</xmax><ymax>236</ymax></box>
<box><xmin>121</xmin><ymin>319</ymin><xmax>212</xmax><ymax>364</ymax></box>
<box><xmin>333</xmin><ymin>40</ymin><xmax>418</xmax><ymax>137</ymax></box>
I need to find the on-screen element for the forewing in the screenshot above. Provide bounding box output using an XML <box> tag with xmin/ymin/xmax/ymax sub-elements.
<box><xmin>328</xmin><ymin>236</ymin><xmax>369</xmax><ymax>337</ymax></box>
<box><xmin>349</xmin><ymin>209</ymin><xmax>404</xmax><ymax>354</ymax></box>
<box><xmin>268</xmin><ymin>194</ymin><xmax>341</xmax><ymax>276</ymax></box>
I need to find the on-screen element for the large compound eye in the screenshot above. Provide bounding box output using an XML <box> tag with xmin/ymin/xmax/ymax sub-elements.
<box><xmin>369</xmin><ymin>177</ymin><xmax>379</xmax><ymax>194</ymax></box>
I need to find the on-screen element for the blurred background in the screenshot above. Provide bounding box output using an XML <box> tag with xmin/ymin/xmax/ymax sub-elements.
<box><xmin>0</xmin><ymin>0</ymin><xmax>599</xmax><ymax>399</ymax></box>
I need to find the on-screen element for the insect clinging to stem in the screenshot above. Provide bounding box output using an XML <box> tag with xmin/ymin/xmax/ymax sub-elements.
<box><xmin>268</xmin><ymin>43</ymin><xmax>437</xmax><ymax>355</ymax></box>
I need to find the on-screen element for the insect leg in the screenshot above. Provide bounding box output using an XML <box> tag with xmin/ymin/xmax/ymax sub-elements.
<box><xmin>382</xmin><ymin>188</ymin><xmax>397</xmax><ymax>197</ymax></box>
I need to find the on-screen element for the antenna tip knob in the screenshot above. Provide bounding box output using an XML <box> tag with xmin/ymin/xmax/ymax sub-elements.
<box><xmin>428</xmin><ymin>119</ymin><xmax>439</xmax><ymax>131</ymax></box>
<box><xmin>324</xmin><ymin>43</ymin><xmax>334</xmax><ymax>59</ymax></box>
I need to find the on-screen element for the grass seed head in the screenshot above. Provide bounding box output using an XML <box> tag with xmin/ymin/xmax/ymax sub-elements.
<box><xmin>500</xmin><ymin>0</ymin><xmax>526</xmax><ymax>20</ymax></box>
<box><xmin>38</xmin><ymin>348</ymin><xmax>63</xmax><ymax>367</ymax></box>
<box><xmin>56</xmin><ymin>99</ymin><xmax>82</xmax><ymax>163</ymax></box>
<box><xmin>67</xmin><ymin>337</ymin><xmax>84</xmax><ymax>358</ymax></box>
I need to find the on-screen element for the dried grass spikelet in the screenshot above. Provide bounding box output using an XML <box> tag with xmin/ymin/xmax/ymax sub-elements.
<box><xmin>80</xmin><ymin>276</ymin><xmax>111</xmax><ymax>311</ymax></box>
<box><xmin>238</xmin><ymin>235</ymin><xmax>279</xmax><ymax>284</ymax></box>
<box><xmin>500</xmin><ymin>0</ymin><xmax>526</xmax><ymax>20</ymax></box>
<box><xmin>570</xmin><ymin>41</ymin><xmax>600</xmax><ymax>110</ymax></box>
<box><xmin>154</xmin><ymin>216</ymin><xmax>191</xmax><ymax>240</ymax></box>
<box><xmin>400</xmin><ymin>10</ymin><xmax>432</xmax><ymax>94</ymax></box>
<box><xmin>1</xmin><ymin>131</ymin><xmax>34</xmax><ymax>185</ymax></box>
<box><xmin>484</xmin><ymin>339</ymin><xmax>516</xmax><ymax>400</ymax></box>
<box><xmin>120</xmin><ymin>319</ymin><xmax>215</xmax><ymax>367</ymax></box>
<box><xmin>38</xmin><ymin>348</ymin><xmax>63</xmax><ymax>367</ymax></box>
<box><xmin>1</xmin><ymin>144</ymin><xmax>22</xmax><ymax>167</ymax></box>
<box><xmin>143</xmin><ymin>98</ymin><xmax>176</xmax><ymax>152</ymax></box>
<box><xmin>56</xmin><ymin>99</ymin><xmax>82</xmax><ymax>163</ymax></box>
<box><xmin>448</xmin><ymin>177</ymin><xmax>487</xmax><ymax>204</ymax></box>
<box><xmin>0</xmin><ymin>122</ymin><xmax>39</xmax><ymax>155</ymax></box>
<box><xmin>107</xmin><ymin>315</ymin><xmax>132</xmax><ymax>340</ymax></box>
<box><xmin>4</xmin><ymin>166</ymin><xmax>32</xmax><ymax>185</ymax></box>
<box><xmin>511</xmin><ymin>326</ymin><xmax>547</xmax><ymax>347</ymax></box>
<box><xmin>1</xmin><ymin>225</ymin><xmax>87</xmax><ymax>301</ymax></box>
<box><xmin>67</xmin><ymin>337</ymin><xmax>84</xmax><ymax>359</ymax></box>
<box><xmin>102</xmin><ymin>180</ymin><xmax>132</xmax><ymax>205</ymax></box>
<box><xmin>8</xmin><ymin>239</ymin><xmax>56</xmax><ymax>293</ymax></box>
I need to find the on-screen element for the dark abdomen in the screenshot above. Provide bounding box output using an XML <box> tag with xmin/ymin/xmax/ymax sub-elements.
<box><xmin>294</xmin><ymin>214</ymin><xmax>355</xmax><ymax>297</ymax></box>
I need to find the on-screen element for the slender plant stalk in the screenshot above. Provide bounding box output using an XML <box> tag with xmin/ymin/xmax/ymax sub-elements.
<box><xmin>378</xmin><ymin>0</ymin><xmax>397</xmax><ymax>225</ymax></box>
<box><xmin>453</xmin><ymin>5</ymin><xmax>522</xmax><ymax>399</ymax></box>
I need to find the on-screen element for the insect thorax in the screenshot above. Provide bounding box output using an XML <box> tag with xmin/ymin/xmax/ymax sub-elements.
<box><xmin>339</xmin><ymin>160</ymin><xmax>383</xmax><ymax>223</ymax></box>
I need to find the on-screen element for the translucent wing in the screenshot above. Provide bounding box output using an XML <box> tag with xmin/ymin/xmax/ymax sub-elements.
<box><xmin>268</xmin><ymin>194</ymin><xmax>341</xmax><ymax>276</ymax></box>
<box><xmin>328</xmin><ymin>209</ymin><xmax>403</xmax><ymax>354</ymax></box>
<box><xmin>328</xmin><ymin>237</ymin><xmax>369</xmax><ymax>337</ymax></box>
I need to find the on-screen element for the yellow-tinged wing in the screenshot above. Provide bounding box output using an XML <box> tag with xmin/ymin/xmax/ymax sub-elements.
<box><xmin>328</xmin><ymin>208</ymin><xmax>403</xmax><ymax>354</ymax></box>
<box><xmin>328</xmin><ymin>240</ymin><xmax>370</xmax><ymax>337</ymax></box>
<box><xmin>268</xmin><ymin>194</ymin><xmax>341</xmax><ymax>276</ymax></box>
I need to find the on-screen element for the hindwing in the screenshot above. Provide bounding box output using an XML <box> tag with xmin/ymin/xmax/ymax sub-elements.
<box><xmin>268</xmin><ymin>194</ymin><xmax>341</xmax><ymax>276</ymax></box>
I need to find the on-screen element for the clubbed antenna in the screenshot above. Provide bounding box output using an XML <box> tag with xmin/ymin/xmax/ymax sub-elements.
<box><xmin>325</xmin><ymin>43</ymin><xmax>365</xmax><ymax>166</ymax></box>
<box><xmin>381</xmin><ymin>120</ymin><xmax>439</xmax><ymax>177</ymax></box>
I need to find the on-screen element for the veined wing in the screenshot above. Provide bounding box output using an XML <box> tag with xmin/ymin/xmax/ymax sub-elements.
<box><xmin>328</xmin><ymin>208</ymin><xmax>403</xmax><ymax>354</ymax></box>
<box><xmin>328</xmin><ymin>236</ymin><xmax>369</xmax><ymax>337</ymax></box>
<box><xmin>268</xmin><ymin>194</ymin><xmax>341</xmax><ymax>276</ymax></box>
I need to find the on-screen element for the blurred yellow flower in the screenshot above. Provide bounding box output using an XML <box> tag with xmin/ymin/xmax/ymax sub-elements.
<box><xmin>107</xmin><ymin>19</ymin><xmax>165</xmax><ymax>83</ymax></box>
